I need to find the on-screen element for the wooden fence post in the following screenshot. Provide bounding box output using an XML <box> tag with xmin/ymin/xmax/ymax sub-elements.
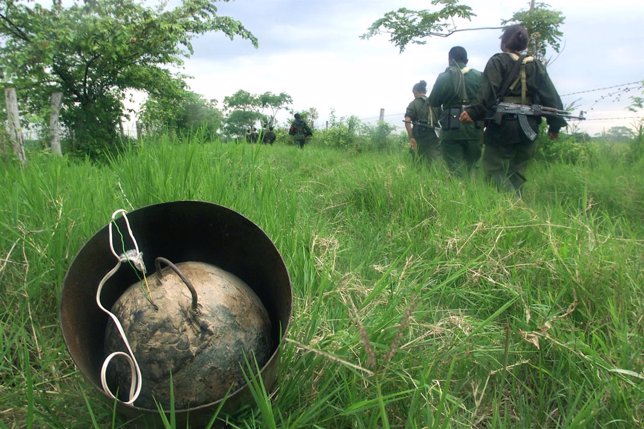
<box><xmin>136</xmin><ymin>121</ymin><xmax>143</xmax><ymax>140</ymax></box>
<box><xmin>49</xmin><ymin>91</ymin><xmax>63</xmax><ymax>155</ymax></box>
<box><xmin>4</xmin><ymin>87</ymin><xmax>27</xmax><ymax>164</ymax></box>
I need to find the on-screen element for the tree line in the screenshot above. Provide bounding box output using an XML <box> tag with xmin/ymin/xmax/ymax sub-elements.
<box><xmin>5</xmin><ymin>1</ymin><xmax>638</xmax><ymax>162</ymax></box>
<box><xmin>0</xmin><ymin>0</ymin><xmax>262</xmax><ymax>160</ymax></box>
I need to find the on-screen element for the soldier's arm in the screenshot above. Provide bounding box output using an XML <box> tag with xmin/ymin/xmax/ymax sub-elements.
<box><xmin>465</xmin><ymin>55</ymin><xmax>504</xmax><ymax>121</ymax></box>
<box><xmin>428</xmin><ymin>73</ymin><xmax>448</xmax><ymax>107</ymax></box>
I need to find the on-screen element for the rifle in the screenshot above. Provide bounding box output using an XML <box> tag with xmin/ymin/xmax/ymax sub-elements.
<box><xmin>402</xmin><ymin>120</ymin><xmax>441</xmax><ymax>138</ymax></box>
<box><xmin>490</xmin><ymin>102</ymin><xmax>586</xmax><ymax>141</ymax></box>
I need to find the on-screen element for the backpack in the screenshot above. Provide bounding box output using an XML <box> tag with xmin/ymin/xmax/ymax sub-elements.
<box><xmin>290</xmin><ymin>119</ymin><xmax>312</xmax><ymax>137</ymax></box>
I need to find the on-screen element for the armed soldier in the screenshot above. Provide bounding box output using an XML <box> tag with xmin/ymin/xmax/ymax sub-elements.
<box><xmin>404</xmin><ymin>80</ymin><xmax>440</xmax><ymax>163</ymax></box>
<box><xmin>289</xmin><ymin>113</ymin><xmax>313</xmax><ymax>149</ymax></box>
<box><xmin>263</xmin><ymin>126</ymin><xmax>276</xmax><ymax>144</ymax></box>
<box><xmin>460</xmin><ymin>25</ymin><xmax>567</xmax><ymax>193</ymax></box>
<box><xmin>428</xmin><ymin>46</ymin><xmax>483</xmax><ymax>177</ymax></box>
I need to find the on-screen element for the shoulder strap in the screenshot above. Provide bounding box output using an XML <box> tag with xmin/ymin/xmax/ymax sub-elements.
<box><xmin>497</xmin><ymin>53</ymin><xmax>525</xmax><ymax>102</ymax></box>
<box><xmin>508</xmin><ymin>56</ymin><xmax>534</xmax><ymax>104</ymax></box>
<box><xmin>449</xmin><ymin>65</ymin><xmax>470</xmax><ymax>104</ymax></box>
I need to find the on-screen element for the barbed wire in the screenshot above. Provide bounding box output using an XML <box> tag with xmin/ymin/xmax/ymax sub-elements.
<box><xmin>560</xmin><ymin>80</ymin><xmax>642</xmax><ymax>97</ymax></box>
<box><xmin>583</xmin><ymin>116</ymin><xmax>642</xmax><ymax>122</ymax></box>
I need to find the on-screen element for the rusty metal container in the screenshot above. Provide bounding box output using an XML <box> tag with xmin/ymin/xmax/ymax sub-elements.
<box><xmin>60</xmin><ymin>201</ymin><xmax>292</xmax><ymax>428</ymax></box>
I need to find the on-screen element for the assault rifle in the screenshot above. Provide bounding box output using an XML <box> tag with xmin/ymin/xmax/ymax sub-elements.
<box><xmin>490</xmin><ymin>102</ymin><xmax>586</xmax><ymax>141</ymax></box>
<box><xmin>402</xmin><ymin>120</ymin><xmax>441</xmax><ymax>138</ymax></box>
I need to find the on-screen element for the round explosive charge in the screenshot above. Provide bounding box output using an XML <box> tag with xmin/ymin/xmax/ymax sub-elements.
<box><xmin>104</xmin><ymin>260</ymin><xmax>273</xmax><ymax>409</ymax></box>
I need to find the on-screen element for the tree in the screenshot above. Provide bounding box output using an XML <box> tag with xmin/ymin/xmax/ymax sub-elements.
<box><xmin>258</xmin><ymin>91</ymin><xmax>293</xmax><ymax>126</ymax></box>
<box><xmin>362</xmin><ymin>0</ymin><xmax>564</xmax><ymax>59</ymax></box>
<box><xmin>223</xmin><ymin>89</ymin><xmax>292</xmax><ymax>138</ymax></box>
<box><xmin>140</xmin><ymin>86</ymin><xmax>224</xmax><ymax>140</ymax></box>
<box><xmin>0</xmin><ymin>0</ymin><xmax>257</xmax><ymax>153</ymax></box>
<box><xmin>603</xmin><ymin>126</ymin><xmax>635</xmax><ymax>142</ymax></box>
<box><xmin>502</xmin><ymin>2</ymin><xmax>564</xmax><ymax>61</ymax></box>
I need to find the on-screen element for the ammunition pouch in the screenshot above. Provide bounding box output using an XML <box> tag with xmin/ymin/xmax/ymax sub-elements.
<box><xmin>440</xmin><ymin>107</ymin><xmax>463</xmax><ymax>130</ymax></box>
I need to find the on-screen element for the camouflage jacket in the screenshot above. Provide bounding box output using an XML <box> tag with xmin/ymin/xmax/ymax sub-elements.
<box><xmin>405</xmin><ymin>95</ymin><xmax>438</xmax><ymax>136</ymax></box>
<box><xmin>428</xmin><ymin>62</ymin><xmax>482</xmax><ymax>140</ymax></box>
<box><xmin>465</xmin><ymin>52</ymin><xmax>566</xmax><ymax>133</ymax></box>
<box><xmin>289</xmin><ymin>119</ymin><xmax>313</xmax><ymax>138</ymax></box>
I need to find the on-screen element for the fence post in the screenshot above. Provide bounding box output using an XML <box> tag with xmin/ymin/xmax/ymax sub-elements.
<box><xmin>50</xmin><ymin>91</ymin><xmax>63</xmax><ymax>155</ymax></box>
<box><xmin>4</xmin><ymin>87</ymin><xmax>27</xmax><ymax>164</ymax></box>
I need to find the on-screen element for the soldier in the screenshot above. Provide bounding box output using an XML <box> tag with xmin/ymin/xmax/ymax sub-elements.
<box><xmin>460</xmin><ymin>25</ymin><xmax>566</xmax><ymax>193</ymax></box>
<box><xmin>289</xmin><ymin>113</ymin><xmax>313</xmax><ymax>148</ymax></box>
<box><xmin>245</xmin><ymin>126</ymin><xmax>259</xmax><ymax>143</ymax></box>
<box><xmin>428</xmin><ymin>46</ymin><xmax>483</xmax><ymax>177</ymax></box>
<box><xmin>404</xmin><ymin>80</ymin><xmax>440</xmax><ymax>163</ymax></box>
<box><xmin>263</xmin><ymin>126</ymin><xmax>276</xmax><ymax>144</ymax></box>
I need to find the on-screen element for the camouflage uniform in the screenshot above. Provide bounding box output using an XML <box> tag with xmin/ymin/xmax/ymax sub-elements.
<box><xmin>289</xmin><ymin>118</ymin><xmax>313</xmax><ymax>148</ymax></box>
<box><xmin>465</xmin><ymin>53</ymin><xmax>566</xmax><ymax>191</ymax></box>
<box><xmin>404</xmin><ymin>95</ymin><xmax>440</xmax><ymax>162</ymax></box>
<box><xmin>263</xmin><ymin>128</ymin><xmax>276</xmax><ymax>144</ymax></box>
<box><xmin>428</xmin><ymin>63</ymin><xmax>483</xmax><ymax>176</ymax></box>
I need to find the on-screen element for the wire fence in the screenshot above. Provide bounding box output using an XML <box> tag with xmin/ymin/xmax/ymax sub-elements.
<box><xmin>13</xmin><ymin>80</ymin><xmax>644</xmax><ymax>141</ymax></box>
<box><xmin>356</xmin><ymin>80</ymin><xmax>643</xmax><ymax>127</ymax></box>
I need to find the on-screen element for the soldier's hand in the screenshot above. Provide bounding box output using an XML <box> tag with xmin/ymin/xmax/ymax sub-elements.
<box><xmin>459</xmin><ymin>110</ymin><xmax>473</xmax><ymax>124</ymax></box>
<box><xmin>409</xmin><ymin>138</ymin><xmax>417</xmax><ymax>151</ymax></box>
<box><xmin>548</xmin><ymin>131</ymin><xmax>559</xmax><ymax>140</ymax></box>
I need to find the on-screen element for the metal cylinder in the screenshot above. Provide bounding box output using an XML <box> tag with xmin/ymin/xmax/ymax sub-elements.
<box><xmin>60</xmin><ymin>201</ymin><xmax>292</xmax><ymax>427</ymax></box>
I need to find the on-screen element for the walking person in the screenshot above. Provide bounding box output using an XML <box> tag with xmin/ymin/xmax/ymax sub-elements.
<box><xmin>460</xmin><ymin>24</ymin><xmax>566</xmax><ymax>193</ymax></box>
<box><xmin>404</xmin><ymin>80</ymin><xmax>441</xmax><ymax>163</ymax></box>
<box><xmin>289</xmin><ymin>113</ymin><xmax>313</xmax><ymax>148</ymax></box>
<box><xmin>428</xmin><ymin>46</ymin><xmax>483</xmax><ymax>177</ymax></box>
<box><xmin>263</xmin><ymin>126</ymin><xmax>276</xmax><ymax>144</ymax></box>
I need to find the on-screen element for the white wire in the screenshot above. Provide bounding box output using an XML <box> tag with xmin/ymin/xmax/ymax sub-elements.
<box><xmin>96</xmin><ymin>209</ymin><xmax>147</xmax><ymax>405</ymax></box>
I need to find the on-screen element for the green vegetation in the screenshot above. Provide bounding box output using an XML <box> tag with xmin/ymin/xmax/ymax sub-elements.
<box><xmin>362</xmin><ymin>0</ymin><xmax>564</xmax><ymax>59</ymax></box>
<box><xmin>0</xmin><ymin>137</ymin><xmax>642</xmax><ymax>428</ymax></box>
<box><xmin>0</xmin><ymin>0</ymin><xmax>256</xmax><ymax>150</ymax></box>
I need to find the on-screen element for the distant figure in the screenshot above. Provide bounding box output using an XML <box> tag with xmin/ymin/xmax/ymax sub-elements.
<box><xmin>246</xmin><ymin>126</ymin><xmax>259</xmax><ymax>143</ymax></box>
<box><xmin>403</xmin><ymin>80</ymin><xmax>440</xmax><ymax>163</ymax></box>
<box><xmin>428</xmin><ymin>46</ymin><xmax>483</xmax><ymax>177</ymax></box>
<box><xmin>263</xmin><ymin>126</ymin><xmax>276</xmax><ymax>145</ymax></box>
<box><xmin>289</xmin><ymin>113</ymin><xmax>313</xmax><ymax>148</ymax></box>
<box><xmin>460</xmin><ymin>25</ymin><xmax>566</xmax><ymax>193</ymax></box>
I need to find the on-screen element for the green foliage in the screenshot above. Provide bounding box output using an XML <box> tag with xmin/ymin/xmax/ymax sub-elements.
<box><xmin>314</xmin><ymin>113</ymin><xmax>404</xmax><ymax>152</ymax></box>
<box><xmin>140</xmin><ymin>87</ymin><xmax>223</xmax><ymax>140</ymax></box>
<box><xmin>361</xmin><ymin>0</ymin><xmax>476</xmax><ymax>52</ymax></box>
<box><xmin>223</xmin><ymin>109</ymin><xmax>265</xmax><ymax>140</ymax></box>
<box><xmin>369</xmin><ymin>121</ymin><xmax>399</xmax><ymax>150</ymax></box>
<box><xmin>314</xmin><ymin>113</ymin><xmax>365</xmax><ymax>149</ymax></box>
<box><xmin>536</xmin><ymin>133</ymin><xmax>594</xmax><ymax>164</ymax></box>
<box><xmin>0</xmin><ymin>141</ymin><xmax>642</xmax><ymax>427</ymax></box>
<box><xmin>223</xmin><ymin>89</ymin><xmax>293</xmax><ymax>138</ymax></box>
<box><xmin>363</xmin><ymin>0</ymin><xmax>564</xmax><ymax>59</ymax></box>
<box><xmin>502</xmin><ymin>2</ymin><xmax>565</xmax><ymax>60</ymax></box>
<box><xmin>0</xmin><ymin>0</ymin><xmax>257</xmax><ymax>153</ymax></box>
<box><xmin>628</xmin><ymin>81</ymin><xmax>644</xmax><ymax>113</ymax></box>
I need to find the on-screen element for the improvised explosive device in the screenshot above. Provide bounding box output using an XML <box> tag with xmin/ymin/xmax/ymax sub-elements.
<box><xmin>61</xmin><ymin>201</ymin><xmax>292</xmax><ymax>427</ymax></box>
<box><xmin>104</xmin><ymin>258</ymin><xmax>273</xmax><ymax>409</ymax></box>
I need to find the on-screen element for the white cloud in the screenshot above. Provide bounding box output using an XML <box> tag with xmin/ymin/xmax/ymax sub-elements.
<box><xmin>157</xmin><ymin>0</ymin><xmax>644</xmax><ymax>135</ymax></box>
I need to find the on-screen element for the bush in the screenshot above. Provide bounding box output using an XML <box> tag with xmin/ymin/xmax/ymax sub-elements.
<box><xmin>536</xmin><ymin>132</ymin><xmax>594</xmax><ymax>164</ymax></box>
<box><xmin>314</xmin><ymin>113</ymin><xmax>404</xmax><ymax>152</ymax></box>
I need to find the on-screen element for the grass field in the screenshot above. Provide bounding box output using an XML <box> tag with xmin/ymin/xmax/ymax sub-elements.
<box><xmin>0</xmin><ymin>137</ymin><xmax>642</xmax><ymax>428</ymax></box>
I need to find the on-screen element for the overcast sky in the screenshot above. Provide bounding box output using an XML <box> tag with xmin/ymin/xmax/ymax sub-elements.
<box><xmin>176</xmin><ymin>0</ymin><xmax>643</xmax><ymax>135</ymax></box>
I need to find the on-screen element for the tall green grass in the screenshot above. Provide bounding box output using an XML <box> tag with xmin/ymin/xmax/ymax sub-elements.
<box><xmin>0</xmin><ymin>138</ymin><xmax>642</xmax><ymax>428</ymax></box>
